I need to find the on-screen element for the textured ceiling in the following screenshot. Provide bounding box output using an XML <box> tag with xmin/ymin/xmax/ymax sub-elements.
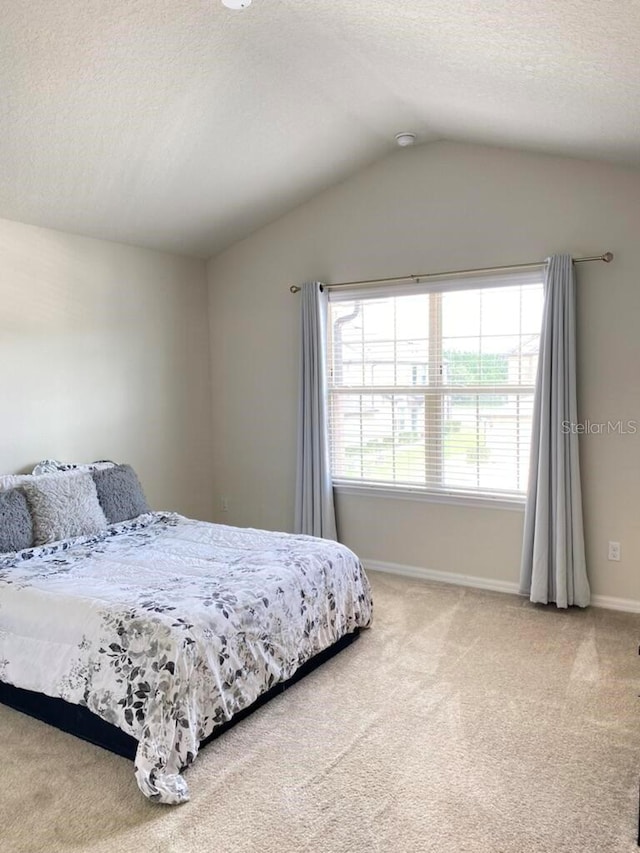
<box><xmin>1</xmin><ymin>0</ymin><xmax>640</xmax><ymax>257</ymax></box>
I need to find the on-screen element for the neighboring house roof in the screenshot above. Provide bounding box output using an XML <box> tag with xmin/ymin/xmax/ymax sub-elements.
<box><xmin>508</xmin><ymin>335</ymin><xmax>540</xmax><ymax>357</ymax></box>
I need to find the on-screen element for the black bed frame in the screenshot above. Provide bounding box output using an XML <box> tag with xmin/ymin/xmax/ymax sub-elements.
<box><xmin>0</xmin><ymin>630</ymin><xmax>359</xmax><ymax>762</ymax></box>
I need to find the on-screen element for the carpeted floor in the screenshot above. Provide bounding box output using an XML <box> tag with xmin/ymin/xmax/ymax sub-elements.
<box><xmin>1</xmin><ymin>570</ymin><xmax>640</xmax><ymax>853</ymax></box>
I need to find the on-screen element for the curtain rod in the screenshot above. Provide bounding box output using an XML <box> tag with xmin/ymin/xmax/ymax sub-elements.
<box><xmin>288</xmin><ymin>252</ymin><xmax>614</xmax><ymax>294</ymax></box>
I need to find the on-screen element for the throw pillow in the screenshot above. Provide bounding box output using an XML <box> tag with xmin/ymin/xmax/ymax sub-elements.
<box><xmin>22</xmin><ymin>471</ymin><xmax>108</xmax><ymax>545</ymax></box>
<box><xmin>0</xmin><ymin>489</ymin><xmax>34</xmax><ymax>553</ymax></box>
<box><xmin>92</xmin><ymin>464</ymin><xmax>150</xmax><ymax>525</ymax></box>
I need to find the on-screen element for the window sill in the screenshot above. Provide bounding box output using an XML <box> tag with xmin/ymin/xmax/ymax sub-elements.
<box><xmin>333</xmin><ymin>481</ymin><xmax>526</xmax><ymax>512</ymax></box>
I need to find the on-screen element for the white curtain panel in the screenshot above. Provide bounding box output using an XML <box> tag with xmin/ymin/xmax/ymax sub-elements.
<box><xmin>520</xmin><ymin>254</ymin><xmax>590</xmax><ymax>608</ymax></box>
<box><xmin>294</xmin><ymin>282</ymin><xmax>337</xmax><ymax>540</ymax></box>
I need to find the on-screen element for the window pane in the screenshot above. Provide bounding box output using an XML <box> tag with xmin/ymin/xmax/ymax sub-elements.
<box><xmin>330</xmin><ymin>392</ymin><xmax>428</xmax><ymax>485</ymax></box>
<box><xmin>442</xmin><ymin>289</ymin><xmax>481</xmax><ymax>338</ymax></box>
<box><xmin>329</xmin><ymin>294</ymin><xmax>430</xmax><ymax>388</ymax></box>
<box><xmin>443</xmin><ymin>393</ymin><xmax>534</xmax><ymax>493</ymax></box>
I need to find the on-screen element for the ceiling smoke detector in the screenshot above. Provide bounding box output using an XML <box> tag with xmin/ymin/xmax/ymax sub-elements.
<box><xmin>395</xmin><ymin>132</ymin><xmax>417</xmax><ymax>147</ymax></box>
<box><xmin>222</xmin><ymin>0</ymin><xmax>251</xmax><ymax>8</ymax></box>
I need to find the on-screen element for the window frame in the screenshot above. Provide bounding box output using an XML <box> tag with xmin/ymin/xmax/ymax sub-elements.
<box><xmin>326</xmin><ymin>269</ymin><xmax>544</xmax><ymax>508</ymax></box>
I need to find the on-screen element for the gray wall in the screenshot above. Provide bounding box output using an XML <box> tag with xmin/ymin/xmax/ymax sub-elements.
<box><xmin>0</xmin><ymin>216</ymin><xmax>214</xmax><ymax>521</ymax></box>
<box><xmin>207</xmin><ymin>140</ymin><xmax>640</xmax><ymax>604</ymax></box>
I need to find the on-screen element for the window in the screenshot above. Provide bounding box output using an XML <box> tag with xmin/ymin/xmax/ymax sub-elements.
<box><xmin>327</xmin><ymin>269</ymin><xmax>545</xmax><ymax>503</ymax></box>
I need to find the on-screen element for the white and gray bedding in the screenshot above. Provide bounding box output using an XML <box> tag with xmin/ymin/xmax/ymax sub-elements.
<box><xmin>0</xmin><ymin>512</ymin><xmax>372</xmax><ymax>803</ymax></box>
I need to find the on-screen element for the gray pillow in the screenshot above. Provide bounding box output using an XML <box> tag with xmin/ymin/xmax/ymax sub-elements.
<box><xmin>0</xmin><ymin>489</ymin><xmax>34</xmax><ymax>553</ymax></box>
<box><xmin>92</xmin><ymin>464</ymin><xmax>150</xmax><ymax>525</ymax></box>
<box><xmin>22</xmin><ymin>471</ymin><xmax>108</xmax><ymax>546</ymax></box>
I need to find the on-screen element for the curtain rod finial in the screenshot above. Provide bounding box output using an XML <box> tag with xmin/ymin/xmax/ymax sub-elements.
<box><xmin>290</xmin><ymin>285</ymin><xmax>301</xmax><ymax>293</ymax></box>
<box><xmin>603</xmin><ymin>252</ymin><xmax>614</xmax><ymax>263</ymax></box>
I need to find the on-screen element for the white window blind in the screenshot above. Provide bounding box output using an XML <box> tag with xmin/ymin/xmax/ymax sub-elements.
<box><xmin>327</xmin><ymin>269</ymin><xmax>545</xmax><ymax>502</ymax></box>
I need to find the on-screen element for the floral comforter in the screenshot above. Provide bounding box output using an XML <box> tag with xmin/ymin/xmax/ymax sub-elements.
<box><xmin>0</xmin><ymin>513</ymin><xmax>372</xmax><ymax>803</ymax></box>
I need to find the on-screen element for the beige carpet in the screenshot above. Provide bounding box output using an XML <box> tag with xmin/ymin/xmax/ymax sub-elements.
<box><xmin>1</xmin><ymin>570</ymin><xmax>640</xmax><ymax>853</ymax></box>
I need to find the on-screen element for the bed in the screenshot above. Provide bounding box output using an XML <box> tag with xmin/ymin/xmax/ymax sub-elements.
<box><xmin>0</xmin><ymin>481</ymin><xmax>373</xmax><ymax>804</ymax></box>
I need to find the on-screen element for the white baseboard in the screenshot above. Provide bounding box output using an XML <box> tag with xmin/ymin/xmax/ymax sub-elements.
<box><xmin>590</xmin><ymin>594</ymin><xmax>640</xmax><ymax>614</ymax></box>
<box><xmin>363</xmin><ymin>559</ymin><xmax>521</xmax><ymax>596</ymax></box>
<box><xmin>364</xmin><ymin>558</ymin><xmax>640</xmax><ymax>614</ymax></box>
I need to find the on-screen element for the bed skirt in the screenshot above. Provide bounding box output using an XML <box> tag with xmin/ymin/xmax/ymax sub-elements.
<box><xmin>0</xmin><ymin>629</ymin><xmax>359</xmax><ymax>763</ymax></box>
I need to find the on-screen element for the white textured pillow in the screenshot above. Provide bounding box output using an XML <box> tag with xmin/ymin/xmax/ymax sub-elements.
<box><xmin>21</xmin><ymin>471</ymin><xmax>108</xmax><ymax>545</ymax></box>
<box><xmin>0</xmin><ymin>474</ymin><xmax>30</xmax><ymax>492</ymax></box>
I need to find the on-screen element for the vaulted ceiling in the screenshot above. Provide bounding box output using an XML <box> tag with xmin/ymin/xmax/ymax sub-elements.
<box><xmin>1</xmin><ymin>1</ymin><xmax>639</xmax><ymax>258</ymax></box>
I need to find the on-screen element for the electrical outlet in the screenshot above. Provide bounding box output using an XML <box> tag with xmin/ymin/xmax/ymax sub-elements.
<box><xmin>608</xmin><ymin>541</ymin><xmax>621</xmax><ymax>561</ymax></box>
<box><xmin>220</xmin><ymin>496</ymin><xmax>229</xmax><ymax>513</ymax></box>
